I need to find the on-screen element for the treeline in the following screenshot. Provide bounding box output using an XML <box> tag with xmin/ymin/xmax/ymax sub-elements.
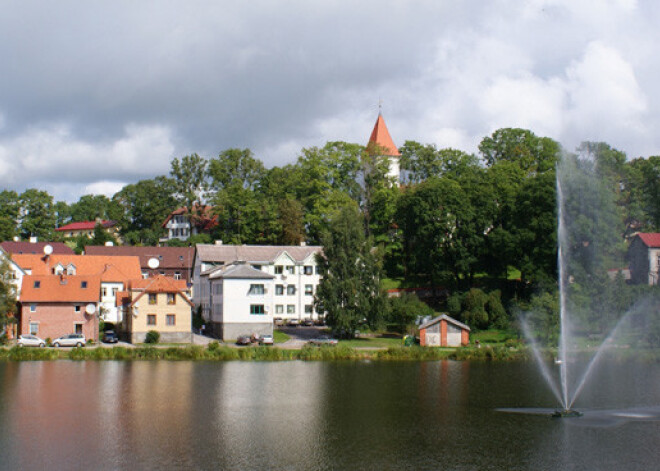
<box><xmin>3</xmin><ymin>128</ymin><xmax>660</xmax><ymax>329</ymax></box>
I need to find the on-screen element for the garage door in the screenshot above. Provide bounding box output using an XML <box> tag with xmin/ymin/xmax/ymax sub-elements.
<box><xmin>426</xmin><ymin>332</ymin><xmax>440</xmax><ymax>346</ymax></box>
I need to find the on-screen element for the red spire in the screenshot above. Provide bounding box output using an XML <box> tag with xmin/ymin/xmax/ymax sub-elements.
<box><xmin>367</xmin><ymin>113</ymin><xmax>400</xmax><ymax>156</ymax></box>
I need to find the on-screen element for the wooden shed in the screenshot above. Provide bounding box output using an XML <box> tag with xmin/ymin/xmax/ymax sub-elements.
<box><xmin>419</xmin><ymin>314</ymin><xmax>470</xmax><ymax>347</ymax></box>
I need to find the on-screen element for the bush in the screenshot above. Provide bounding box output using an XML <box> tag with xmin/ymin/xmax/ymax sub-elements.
<box><xmin>145</xmin><ymin>330</ymin><xmax>160</xmax><ymax>344</ymax></box>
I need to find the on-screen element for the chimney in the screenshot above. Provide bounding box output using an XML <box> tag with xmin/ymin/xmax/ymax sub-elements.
<box><xmin>215</xmin><ymin>240</ymin><xmax>223</xmax><ymax>245</ymax></box>
<box><xmin>13</xmin><ymin>236</ymin><xmax>19</xmax><ymax>242</ymax></box>
<box><xmin>105</xmin><ymin>241</ymin><xmax>114</xmax><ymax>247</ymax></box>
<box><xmin>300</xmin><ymin>241</ymin><xmax>306</xmax><ymax>247</ymax></box>
<box><xmin>29</xmin><ymin>236</ymin><xmax>37</xmax><ymax>243</ymax></box>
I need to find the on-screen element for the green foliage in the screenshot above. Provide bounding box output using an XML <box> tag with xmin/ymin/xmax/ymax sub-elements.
<box><xmin>315</xmin><ymin>206</ymin><xmax>387</xmax><ymax>337</ymax></box>
<box><xmin>448</xmin><ymin>288</ymin><xmax>508</xmax><ymax>331</ymax></box>
<box><xmin>0</xmin><ymin>190</ymin><xmax>20</xmax><ymax>241</ymax></box>
<box><xmin>170</xmin><ymin>153</ymin><xmax>208</xmax><ymax>210</ymax></box>
<box><xmin>19</xmin><ymin>188</ymin><xmax>56</xmax><ymax>240</ymax></box>
<box><xmin>0</xmin><ymin>257</ymin><xmax>17</xmax><ymax>331</ymax></box>
<box><xmin>387</xmin><ymin>293</ymin><xmax>433</xmax><ymax>334</ymax></box>
<box><xmin>144</xmin><ymin>330</ymin><xmax>160</xmax><ymax>344</ymax></box>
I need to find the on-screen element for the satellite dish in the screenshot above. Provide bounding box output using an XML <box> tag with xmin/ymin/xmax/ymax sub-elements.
<box><xmin>85</xmin><ymin>303</ymin><xmax>96</xmax><ymax>315</ymax></box>
<box><xmin>148</xmin><ymin>257</ymin><xmax>160</xmax><ymax>269</ymax></box>
<box><xmin>43</xmin><ymin>245</ymin><xmax>53</xmax><ymax>255</ymax></box>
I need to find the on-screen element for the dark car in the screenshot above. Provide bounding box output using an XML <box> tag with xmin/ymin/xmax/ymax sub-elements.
<box><xmin>236</xmin><ymin>335</ymin><xmax>251</xmax><ymax>345</ymax></box>
<box><xmin>301</xmin><ymin>318</ymin><xmax>314</xmax><ymax>327</ymax></box>
<box><xmin>102</xmin><ymin>330</ymin><xmax>119</xmax><ymax>344</ymax></box>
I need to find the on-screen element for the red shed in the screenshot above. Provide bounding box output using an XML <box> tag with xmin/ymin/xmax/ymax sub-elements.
<box><xmin>419</xmin><ymin>314</ymin><xmax>470</xmax><ymax>347</ymax></box>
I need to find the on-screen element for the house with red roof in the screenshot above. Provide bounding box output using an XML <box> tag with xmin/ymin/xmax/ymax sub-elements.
<box><xmin>628</xmin><ymin>233</ymin><xmax>660</xmax><ymax>285</ymax></box>
<box><xmin>19</xmin><ymin>274</ymin><xmax>101</xmax><ymax>342</ymax></box>
<box><xmin>55</xmin><ymin>219</ymin><xmax>119</xmax><ymax>241</ymax></box>
<box><xmin>367</xmin><ymin>112</ymin><xmax>401</xmax><ymax>185</ymax></box>
<box><xmin>161</xmin><ymin>204</ymin><xmax>218</xmax><ymax>243</ymax></box>
<box><xmin>119</xmin><ymin>275</ymin><xmax>193</xmax><ymax>343</ymax></box>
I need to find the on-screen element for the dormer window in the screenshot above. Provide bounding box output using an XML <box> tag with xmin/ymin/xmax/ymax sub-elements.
<box><xmin>33</xmin><ymin>281</ymin><xmax>40</xmax><ymax>288</ymax></box>
<box><xmin>81</xmin><ymin>281</ymin><xmax>88</xmax><ymax>289</ymax></box>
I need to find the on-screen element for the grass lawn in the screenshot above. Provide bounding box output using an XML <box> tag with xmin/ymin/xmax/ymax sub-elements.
<box><xmin>339</xmin><ymin>336</ymin><xmax>404</xmax><ymax>349</ymax></box>
<box><xmin>472</xmin><ymin>329</ymin><xmax>518</xmax><ymax>345</ymax></box>
<box><xmin>273</xmin><ymin>330</ymin><xmax>290</xmax><ymax>344</ymax></box>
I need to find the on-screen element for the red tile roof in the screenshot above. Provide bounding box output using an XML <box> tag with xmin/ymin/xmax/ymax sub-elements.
<box><xmin>56</xmin><ymin>220</ymin><xmax>116</xmax><ymax>232</ymax></box>
<box><xmin>367</xmin><ymin>113</ymin><xmax>400</xmax><ymax>157</ymax></box>
<box><xmin>84</xmin><ymin>245</ymin><xmax>194</xmax><ymax>270</ymax></box>
<box><xmin>20</xmin><ymin>275</ymin><xmax>101</xmax><ymax>303</ymax></box>
<box><xmin>636</xmin><ymin>233</ymin><xmax>660</xmax><ymax>247</ymax></box>
<box><xmin>12</xmin><ymin>254</ymin><xmax>141</xmax><ymax>282</ymax></box>
<box><xmin>0</xmin><ymin>241</ymin><xmax>74</xmax><ymax>255</ymax></box>
<box><xmin>125</xmin><ymin>275</ymin><xmax>193</xmax><ymax>307</ymax></box>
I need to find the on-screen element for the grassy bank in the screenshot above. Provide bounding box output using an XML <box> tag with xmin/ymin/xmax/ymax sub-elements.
<box><xmin>0</xmin><ymin>342</ymin><xmax>537</xmax><ymax>362</ymax></box>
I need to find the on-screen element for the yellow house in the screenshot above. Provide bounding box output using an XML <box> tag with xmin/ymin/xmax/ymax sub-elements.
<box><xmin>119</xmin><ymin>275</ymin><xmax>193</xmax><ymax>343</ymax></box>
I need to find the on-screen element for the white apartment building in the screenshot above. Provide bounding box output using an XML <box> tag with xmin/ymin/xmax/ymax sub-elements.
<box><xmin>193</xmin><ymin>244</ymin><xmax>323</xmax><ymax>339</ymax></box>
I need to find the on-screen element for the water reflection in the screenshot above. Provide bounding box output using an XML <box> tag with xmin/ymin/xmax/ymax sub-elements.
<box><xmin>0</xmin><ymin>359</ymin><xmax>658</xmax><ymax>470</ymax></box>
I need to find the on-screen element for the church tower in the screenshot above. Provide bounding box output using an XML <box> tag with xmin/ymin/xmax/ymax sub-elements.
<box><xmin>367</xmin><ymin>112</ymin><xmax>400</xmax><ymax>185</ymax></box>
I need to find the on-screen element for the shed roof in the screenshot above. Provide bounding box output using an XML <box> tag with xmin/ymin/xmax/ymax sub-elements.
<box><xmin>56</xmin><ymin>220</ymin><xmax>116</xmax><ymax>231</ymax></box>
<box><xmin>419</xmin><ymin>314</ymin><xmax>471</xmax><ymax>332</ymax></box>
<box><xmin>636</xmin><ymin>233</ymin><xmax>660</xmax><ymax>248</ymax></box>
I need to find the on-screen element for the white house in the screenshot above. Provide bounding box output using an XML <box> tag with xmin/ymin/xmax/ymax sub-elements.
<box><xmin>206</xmin><ymin>263</ymin><xmax>275</xmax><ymax>339</ymax></box>
<box><xmin>193</xmin><ymin>243</ymin><xmax>323</xmax><ymax>337</ymax></box>
<box><xmin>0</xmin><ymin>247</ymin><xmax>26</xmax><ymax>300</ymax></box>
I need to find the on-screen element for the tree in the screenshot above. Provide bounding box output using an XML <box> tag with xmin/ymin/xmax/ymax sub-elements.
<box><xmin>170</xmin><ymin>153</ymin><xmax>208</xmax><ymax>209</ymax></box>
<box><xmin>0</xmin><ymin>257</ymin><xmax>18</xmax><ymax>334</ymax></box>
<box><xmin>479</xmin><ymin>128</ymin><xmax>560</xmax><ymax>174</ymax></box>
<box><xmin>315</xmin><ymin>206</ymin><xmax>387</xmax><ymax>337</ymax></box>
<box><xmin>19</xmin><ymin>189</ymin><xmax>56</xmax><ymax>240</ymax></box>
<box><xmin>69</xmin><ymin>194</ymin><xmax>119</xmax><ymax>223</ymax></box>
<box><xmin>0</xmin><ymin>190</ymin><xmax>20</xmax><ymax>241</ymax></box>
<box><xmin>387</xmin><ymin>293</ymin><xmax>433</xmax><ymax>334</ymax></box>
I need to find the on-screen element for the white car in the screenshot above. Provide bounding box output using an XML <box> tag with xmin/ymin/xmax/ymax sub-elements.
<box><xmin>17</xmin><ymin>334</ymin><xmax>46</xmax><ymax>348</ymax></box>
<box><xmin>259</xmin><ymin>334</ymin><xmax>274</xmax><ymax>345</ymax></box>
<box><xmin>52</xmin><ymin>333</ymin><xmax>86</xmax><ymax>348</ymax></box>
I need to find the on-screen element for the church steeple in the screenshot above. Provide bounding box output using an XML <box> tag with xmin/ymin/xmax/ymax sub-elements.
<box><xmin>367</xmin><ymin>112</ymin><xmax>400</xmax><ymax>185</ymax></box>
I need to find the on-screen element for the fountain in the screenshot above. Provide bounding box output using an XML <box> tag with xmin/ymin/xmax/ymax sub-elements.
<box><xmin>507</xmin><ymin>150</ymin><xmax>660</xmax><ymax>421</ymax></box>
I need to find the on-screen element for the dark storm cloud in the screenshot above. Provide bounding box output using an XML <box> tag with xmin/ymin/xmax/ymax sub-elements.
<box><xmin>1</xmin><ymin>1</ymin><xmax>659</xmax><ymax>201</ymax></box>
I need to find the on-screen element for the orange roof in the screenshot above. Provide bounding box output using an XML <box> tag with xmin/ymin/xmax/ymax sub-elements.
<box><xmin>637</xmin><ymin>233</ymin><xmax>660</xmax><ymax>247</ymax></box>
<box><xmin>126</xmin><ymin>275</ymin><xmax>193</xmax><ymax>307</ymax></box>
<box><xmin>367</xmin><ymin>113</ymin><xmax>400</xmax><ymax>156</ymax></box>
<box><xmin>20</xmin><ymin>275</ymin><xmax>101</xmax><ymax>303</ymax></box>
<box><xmin>12</xmin><ymin>254</ymin><xmax>141</xmax><ymax>282</ymax></box>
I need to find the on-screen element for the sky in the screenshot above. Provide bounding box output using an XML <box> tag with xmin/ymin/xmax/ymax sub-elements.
<box><xmin>1</xmin><ymin>0</ymin><xmax>659</xmax><ymax>202</ymax></box>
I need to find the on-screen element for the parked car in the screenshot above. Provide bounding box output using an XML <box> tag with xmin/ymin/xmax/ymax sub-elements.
<box><xmin>273</xmin><ymin>317</ymin><xmax>284</xmax><ymax>326</ymax></box>
<box><xmin>308</xmin><ymin>336</ymin><xmax>339</xmax><ymax>346</ymax></box>
<box><xmin>102</xmin><ymin>330</ymin><xmax>119</xmax><ymax>344</ymax></box>
<box><xmin>52</xmin><ymin>333</ymin><xmax>86</xmax><ymax>348</ymax></box>
<box><xmin>259</xmin><ymin>334</ymin><xmax>274</xmax><ymax>345</ymax></box>
<box><xmin>301</xmin><ymin>318</ymin><xmax>314</xmax><ymax>327</ymax></box>
<box><xmin>236</xmin><ymin>335</ymin><xmax>251</xmax><ymax>345</ymax></box>
<box><xmin>17</xmin><ymin>334</ymin><xmax>46</xmax><ymax>348</ymax></box>
<box><xmin>287</xmin><ymin>318</ymin><xmax>300</xmax><ymax>327</ymax></box>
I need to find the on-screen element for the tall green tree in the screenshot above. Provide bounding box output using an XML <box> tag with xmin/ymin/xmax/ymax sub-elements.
<box><xmin>69</xmin><ymin>194</ymin><xmax>119</xmax><ymax>222</ymax></box>
<box><xmin>315</xmin><ymin>206</ymin><xmax>387</xmax><ymax>336</ymax></box>
<box><xmin>170</xmin><ymin>153</ymin><xmax>209</xmax><ymax>209</ymax></box>
<box><xmin>19</xmin><ymin>189</ymin><xmax>56</xmax><ymax>240</ymax></box>
<box><xmin>0</xmin><ymin>190</ymin><xmax>20</xmax><ymax>241</ymax></box>
<box><xmin>0</xmin><ymin>257</ymin><xmax>18</xmax><ymax>333</ymax></box>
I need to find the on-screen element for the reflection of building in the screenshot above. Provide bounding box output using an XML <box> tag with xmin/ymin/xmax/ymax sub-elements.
<box><xmin>161</xmin><ymin>205</ymin><xmax>218</xmax><ymax>242</ymax></box>
<box><xmin>367</xmin><ymin>112</ymin><xmax>401</xmax><ymax>185</ymax></box>
<box><xmin>628</xmin><ymin>233</ymin><xmax>660</xmax><ymax>285</ymax></box>
<box><xmin>55</xmin><ymin>220</ymin><xmax>119</xmax><ymax>240</ymax></box>
<box><xmin>419</xmin><ymin>314</ymin><xmax>470</xmax><ymax>347</ymax></box>
<box><xmin>85</xmin><ymin>245</ymin><xmax>194</xmax><ymax>283</ymax></box>
<box><xmin>19</xmin><ymin>274</ymin><xmax>101</xmax><ymax>341</ymax></box>
<box><xmin>119</xmin><ymin>275</ymin><xmax>193</xmax><ymax>343</ymax></box>
<box><xmin>193</xmin><ymin>244</ymin><xmax>323</xmax><ymax>336</ymax></box>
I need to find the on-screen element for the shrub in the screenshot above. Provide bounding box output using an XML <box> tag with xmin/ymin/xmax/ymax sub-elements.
<box><xmin>145</xmin><ymin>330</ymin><xmax>160</xmax><ymax>344</ymax></box>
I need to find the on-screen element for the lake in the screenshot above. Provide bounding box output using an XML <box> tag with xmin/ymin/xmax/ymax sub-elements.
<box><xmin>0</xmin><ymin>359</ymin><xmax>658</xmax><ymax>470</ymax></box>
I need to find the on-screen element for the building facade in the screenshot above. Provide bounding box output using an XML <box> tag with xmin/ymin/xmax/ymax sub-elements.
<box><xmin>628</xmin><ymin>233</ymin><xmax>660</xmax><ymax>285</ymax></box>
<box><xmin>419</xmin><ymin>314</ymin><xmax>470</xmax><ymax>347</ymax></box>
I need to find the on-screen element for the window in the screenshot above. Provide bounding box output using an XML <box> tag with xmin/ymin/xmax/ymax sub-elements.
<box><xmin>179</xmin><ymin>255</ymin><xmax>184</xmax><ymax>261</ymax></box>
<box><xmin>30</xmin><ymin>304</ymin><xmax>36</xmax><ymax>313</ymax></box>
<box><xmin>102</xmin><ymin>287</ymin><xmax>108</xmax><ymax>297</ymax></box>
<box><xmin>274</xmin><ymin>265</ymin><xmax>283</xmax><ymax>275</ymax></box>
<box><xmin>81</xmin><ymin>281</ymin><xmax>87</xmax><ymax>288</ymax></box>
<box><xmin>250</xmin><ymin>304</ymin><xmax>265</xmax><ymax>315</ymax></box>
<box><xmin>275</xmin><ymin>285</ymin><xmax>284</xmax><ymax>296</ymax></box>
<box><xmin>160</xmin><ymin>271</ymin><xmax>165</xmax><ymax>276</ymax></box>
<box><xmin>29</xmin><ymin>322</ymin><xmax>39</xmax><ymax>335</ymax></box>
<box><xmin>316</xmin><ymin>266</ymin><xmax>322</xmax><ymax>275</ymax></box>
<box><xmin>33</xmin><ymin>281</ymin><xmax>40</xmax><ymax>288</ymax></box>
<box><xmin>174</xmin><ymin>272</ymin><xmax>181</xmax><ymax>280</ymax></box>
<box><xmin>166</xmin><ymin>314</ymin><xmax>176</xmax><ymax>326</ymax></box>
<box><xmin>275</xmin><ymin>305</ymin><xmax>284</xmax><ymax>314</ymax></box>
<box><xmin>74</xmin><ymin>323</ymin><xmax>83</xmax><ymax>334</ymax></box>
<box><xmin>248</xmin><ymin>284</ymin><xmax>265</xmax><ymax>295</ymax></box>
<box><xmin>112</xmin><ymin>287</ymin><xmax>118</xmax><ymax>296</ymax></box>
<box><xmin>252</xmin><ymin>265</ymin><xmax>262</xmax><ymax>271</ymax></box>
<box><xmin>305</xmin><ymin>284</ymin><xmax>313</xmax><ymax>296</ymax></box>
<box><xmin>75</xmin><ymin>305</ymin><xmax>81</xmax><ymax>313</ymax></box>
<box><xmin>287</xmin><ymin>305</ymin><xmax>295</xmax><ymax>314</ymax></box>
<box><xmin>287</xmin><ymin>285</ymin><xmax>296</xmax><ymax>295</ymax></box>
<box><xmin>148</xmin><ymin>294</ymin><xmax>157</xmax><ymax>305</ymax></box>
<box><xmin>286</xmin><ymin>266</ymin><xmax>295</xmax><ymax>275</ymax></box>
<box><xmin>142</xmin><ymin>272</ymin><xmax>149</xmax><ymax>279</ymax></box>
<box><xmin>304</xmin><ymin>265</ymin><xmax>313</xmax><ymax>275</ymax></box>
<box><xmin>305</xmin><ymin>304</ymin><xmax>313</xmax><ymax>314</ymax></box>
<box><xmin>167</xmin><ymin>293</ymin><xmax>176</xmax><ymax>305</ymax></box>
<box><xmin>147</xmin><ymin>314</ymin><xmax>156</xmax><ymax>325</ymax></box>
